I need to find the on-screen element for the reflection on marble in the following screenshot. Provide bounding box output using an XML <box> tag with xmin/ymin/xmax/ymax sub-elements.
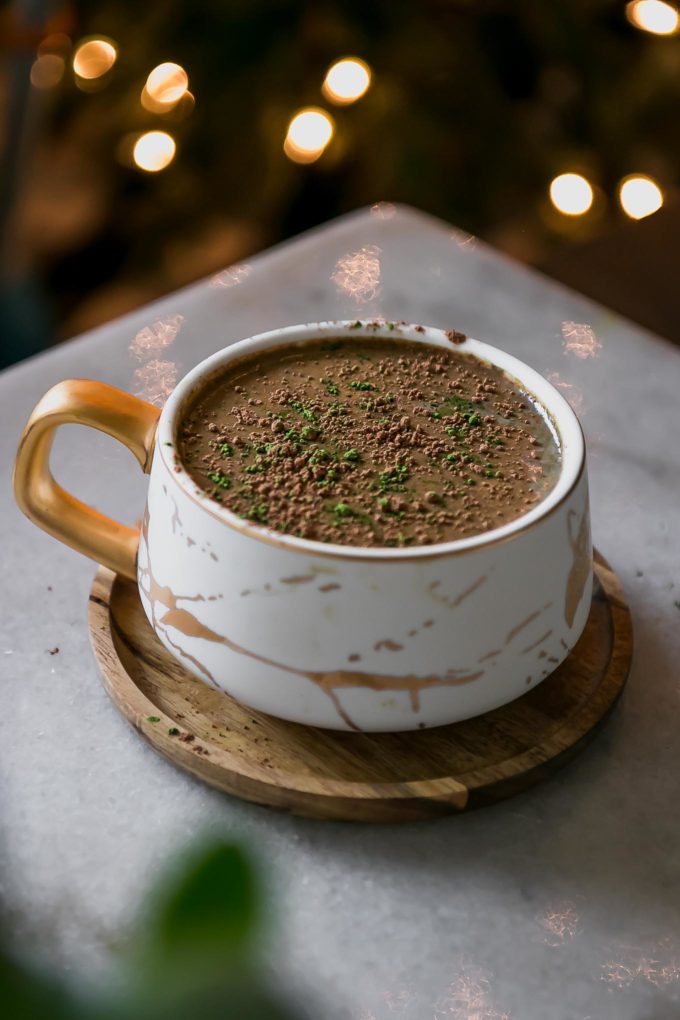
<box><xmin>209</xmin><ymin>263</ymin><xmax>252</xmax><ymax>289</ymax></box>
<box><xmin>370</xmin><ymin>202</ymin><xmax>396</xmax><ymax>221</ymax></box>
<box><xmin>545</xmin><ymin>371</ymin><xmax>585</xmax><ymax>414</ymax></box>
<box><xmin>132</xmin><ymin>358</ymin><xmax>178</xmax><ymax>407</ymax></box>
<box><xmin>332</xmin><ymin>244</ymin><xmax>382</xmax><ymax>303</ymax></box>
<box><xmin>536</xmin><ymin>900</ymin><xmax>580</xmax><ymax>946</ymax></box>
<box><xmin>128</xmin><ymin>314</ymin><xmax>184</xmax><ymax>360</ymax></box>
<box><xmin>600</xmin><ymin>936</ymin><xmax>680</xmax><ymax>990</ymax></box>
<box><xmin>561</xmin><ymin>320</ymin><xmax>601</xmax><ymax>360</ymax></box>
<box><xmin>434</xmin><ymin>963</ymin><xmax>510</xmax><ymax>1020</ymax></box>
<box><xmin>129</xmin><ymin>312</ymin><xmax>183</xmax><ymax>407</ymax></box>
<box><xmin>1</xmin><ymin>205</ymin><xmax>680</xmax><ymax>1020</ymax></box>
<box><xmin>451</xmin><ymin>230</ymin><xmax>478</xmax><ymax>252</ymax></box>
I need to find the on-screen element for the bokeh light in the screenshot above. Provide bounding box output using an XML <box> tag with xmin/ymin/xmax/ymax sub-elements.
<box><xmin>549</xmin><ymin>173</ymin><xmax>594</xmax><ymax>216</ymax></box>
<box><xmin>30</xmin><ymin>54</ymin><xmax>65</xmax><ymax>89</ymax></box>
<box><xmin>161</xmin><ymin>90</ymin><xmax>195</xmax><ymax>122</ymax></box>
<box><xmin>626</xmin><ymin>0</ymin><xmax>680</xmax><ymax>35</ymax></box>
<box><xmin>618</xmin><ymin>174</ymin><xmax>664</xmax><ymax>219</ymax></box>
<box><xmin>38</xmin><ymin>33</ymin><xmax>71</xmax><ymax>58</ymax></box>
<box><xmin>141</xmin><ymin>62</ymin><xmax>189</xmax><ymax>112</ymax></box>
<box><xmin>322</xmin><ymin>57</ymin><xmax>372</xmax><ymax>104</ymax></box>
<box><xmin>133</xmin><ymin>131</ymin><xmax>176</xmax><ymax>172</ymax></box>
<box><xmin>284</xmin><ymin>108</ymin><xmax>335</xmax><ymax>164</ymax></box>
<box><xmin>72</xmin><ymin>38</ymin><xmax>117</xmax><ymax>80</ymax></box>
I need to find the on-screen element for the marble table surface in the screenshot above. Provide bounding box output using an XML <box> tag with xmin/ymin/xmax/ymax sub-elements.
<box><xmin>2</xmin><ymin>205</ymin><xmax>679</xmax><ymax>1020</ymax></box>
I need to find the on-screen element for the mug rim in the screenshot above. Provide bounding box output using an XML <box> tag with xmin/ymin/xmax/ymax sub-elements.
<box><xmin>158</xmin><ymin>320</ymin><xmax>585</xmax><ymax>561</ymax></box>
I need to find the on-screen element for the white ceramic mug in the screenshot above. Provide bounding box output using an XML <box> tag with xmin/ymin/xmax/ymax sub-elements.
<box><xmin>14</xmin><ymin>320</ymin><xmax>592</xmax><ymax>732</ymax></box>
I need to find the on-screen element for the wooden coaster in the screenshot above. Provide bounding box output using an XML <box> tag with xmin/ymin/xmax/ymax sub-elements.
<box><xmin>88</xmin><ymin>551</ymin><xmax>632</xmax><ymax>822</ymax></box>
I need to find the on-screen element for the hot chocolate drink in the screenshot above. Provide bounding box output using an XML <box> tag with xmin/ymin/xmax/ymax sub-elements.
<box><xmin>177</xmin><ymin>337</ymin><xmax>561</xmax><ymax>547</ymax></box>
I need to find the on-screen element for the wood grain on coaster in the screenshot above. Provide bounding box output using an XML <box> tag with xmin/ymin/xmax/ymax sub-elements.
<box><xmin>88</xmin><ymin>551</ymin><xmax>632</xmax><ymax>822</ymax></box>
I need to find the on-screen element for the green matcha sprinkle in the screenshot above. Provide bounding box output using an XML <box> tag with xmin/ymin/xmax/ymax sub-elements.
<box><xmin>289</xmin><ymin>399</ymin><xmax>318</xmax><ymax>423</ymax></box>
<box><xmin>217</xmin><ymin>442</ymin><xmax>234</xmax><ymax>457</ymax></box>
<box><xmin>323</xmin><ymin>379</ymin><xmax>340</xmax><ymax>396</ymax></box>
<box><xmin>247</xmin><ymin>503</ymin><xmax>269</xmax><ymax>523</ymax></box>
<box><xmin>308</xmin><ymin>447</ymin><xmax>332</xmax><ymax>465</ymax></box>
<box><xmin>146</xmin><ymin>716</ymin><xmax>160</xmax><ymax>723</ymax></box>
<box><xmin>343</xmin><ymin>448</ymin><xmax>360</xmax><ymax>461</ymax></box>
<box><xmin>168</xmin><ymin>727</ymin><xmax>180</xmax><ymax>736</ymax></box>
<box><xmin>437</xmin><ymin>395</ymin><xmax>479</xmax><ymax>417</ymax></box>
<box><xmin>377</xmin><ymin>465</ymin><xmax>410</xmax><ymax>492</ymax></box>
<box><xmin>350</xmin><ymin>380</ymin><xmax>376</xmax><ymax>391</ymax></box>
<box><xmin>208</xmin><ymin>470</ymin><xmax>231</xmax><ymax>489</ymax></box>
<box><xmin>333</xmin><ymin>502</ymin><xmax>354</xmax><ymax>517</ymax></box>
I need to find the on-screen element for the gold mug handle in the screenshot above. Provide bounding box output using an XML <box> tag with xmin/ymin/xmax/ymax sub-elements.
<box><xmin>13</xmin><ymin>380</ymin><xmax>160</xmax><ymax>581</ymax></box>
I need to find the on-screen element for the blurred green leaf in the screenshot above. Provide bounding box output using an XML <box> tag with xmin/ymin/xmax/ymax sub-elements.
<box><xmin>110</xmin><ymin>982</ymin><xmax>301</xmax><ymax>1020</ymax></box>
<box><xmin>0</xmin><ymin>945</ymin><xmax>100</xmax><ymax>1020</ymax></box>
<box><xmin>0</xmin><ymin>838</ymin><xmax>304</xmax><ymax>1019</ymax></box>
<box><xmin>132</xmin><ymin>841</ymin><xmax>260</xmax><ymax>989</ymax></box>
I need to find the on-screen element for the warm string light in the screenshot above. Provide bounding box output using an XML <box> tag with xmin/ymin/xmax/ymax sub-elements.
<box><xmin>133</xmin><ymin>131</ymin><xmax>176</xmax><ymax>172</ymax></box>
<box><xmin>141</xmin><ymin>62</ymin><xmax>189</xmax><ymax>112</ymax></box>
<box><xmin>284</xmin><ymin>108</ymin><xmax>335</xmax><ymax>163</ymax></box>
<box><xmin>322</xmin><ymin>57</ymin><xmax>372</xmax><ymax>104</ymax></box>
<box><xmin>618</xmin><ymin>174</ymin><xmax>664</xmax><ymax>218</ymax></box>
<box><xmin>549</xmin><ymin>173</ymin><xmax>594</xmax><ymax>216</ymax></box>
<box><xmin>72</xmin><ymin>38</ymin><xmax>117</xmax><ymax>80</ymax></box>
<box><xmin>284</xmin><ymin>56</ymin><xmax>372</xmax><ymax>162</ymax></box>
<box><xmin>34</xmin><ymin>32</ymin><xmax>71</xmax><ymax>88</ymax></box>
<box><xmin>626</xmin><ymin>0</ymin><xmax>680</xmax><ymax>34</ymax></box>
<box><xmin>30</xmin><ymin>54</ymin><xmax>65</xmax><ymax>89</ymax></box>
<box><xmin>38</xmin><ymin>32</ymin><xmax>71</xmax><ymax>57</ymax></box>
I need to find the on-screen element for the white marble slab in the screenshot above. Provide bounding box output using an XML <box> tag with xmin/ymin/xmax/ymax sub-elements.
<box><xmin>1</xmin><ymin>204</ymin><xmax>679</xmax><ymax>1019</ymax></box>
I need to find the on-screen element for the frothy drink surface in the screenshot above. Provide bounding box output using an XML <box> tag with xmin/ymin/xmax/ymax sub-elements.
<box><xmin>178</xmin><ymin>338</ymin><xmax>561</xmax><ymax>547</ymax></box>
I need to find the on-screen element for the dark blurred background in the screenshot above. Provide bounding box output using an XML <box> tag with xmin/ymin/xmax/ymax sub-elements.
<box><xmin>3</xmin><ymin>0</ymin><xmax>680</xmax><ymax>369</ymax></box>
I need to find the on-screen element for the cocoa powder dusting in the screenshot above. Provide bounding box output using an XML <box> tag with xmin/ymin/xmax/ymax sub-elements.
<box><xmin>178</xmin><ymin>338</ymin><xmax>560</xmax><ymax>547</ymax></box>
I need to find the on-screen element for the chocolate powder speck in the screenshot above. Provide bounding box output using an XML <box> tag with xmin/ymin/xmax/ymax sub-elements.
<box><xmin>178</xmin><ymin>337</ymin><xmax>560</xmax><ymax>547</ymax></box>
